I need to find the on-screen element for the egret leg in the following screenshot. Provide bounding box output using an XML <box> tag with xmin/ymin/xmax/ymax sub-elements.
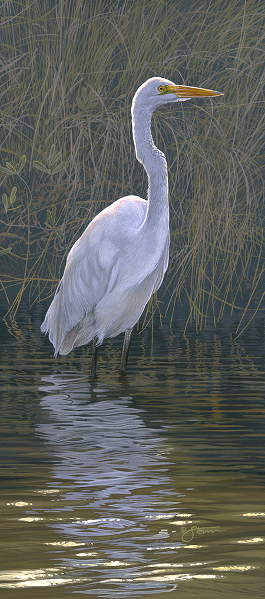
<box><xmin>120</xmin><ymin>328</ymin><xmax>133</xmax><ymax>373</ymax></box>
<box><xmin>90</xmin><ymin>338</ymin><xmax>97</xmax><ymax>378</ymax></box>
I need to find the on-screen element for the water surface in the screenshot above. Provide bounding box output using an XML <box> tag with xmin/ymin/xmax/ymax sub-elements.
<box><xmin>0</xmin><ymin>311</ymin><xmax>264</xmax><ymax>598</ymax></box>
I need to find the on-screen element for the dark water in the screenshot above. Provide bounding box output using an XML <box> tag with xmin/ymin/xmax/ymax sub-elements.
<box><xmin>0</xmin><ymin>310</ymin><xmax>264</xmax><ymax>598</ymax></box>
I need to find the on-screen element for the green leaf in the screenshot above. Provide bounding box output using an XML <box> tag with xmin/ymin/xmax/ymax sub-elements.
<box><xmin>17</xmin><ymin>154</ymin><xmax>26</xmax><ymax>173</ymax></box>
<box><xmin>49</xmin><ymin>143</ymin><xmax>56</xmax><ymax>162</ymax></box>
<box><xmin>2</xmin><ymin>193</ymin><xmax>8</xmax><ymax>212</ymax></box>
<box><xmin>5</xmin><ymin>161</ymin><xmax>17</xmax><ymax>173</ymax></box>
<box><xmin>0</xmin><ymin>165</ymin><xmax>13</xmax><ymax>175</ymax></box>
<box><xmin>50</xmin><ymin>164</ymin><xmax>64</xmax><ymax>175</ymax></box>
<box><xmin>48</xmin><ymin>144</ymin><xmax>62</xmax><ymax>167</ymax></box>
<box><xmin>0</xmin><ymin>247</ymin><xmax>12</xmax><ymax>255</ymax></box>
<box><xmin>33</xmin><ymin>160</ymin><xmax>52</xmax><ymax>175</ymax></box>
<box><xmin>10</xmin><ymin>186</ymin><xmax>17</xmax><ymax>205</ymax></box>
<box><xmin>45</xmin><ymin>204</ymin><xmax>56</xmax><ymax>226</ymax></box>
<box><xmin>52</xmin><ymin>152</ymin><xmax>63</xmax><ymax>166</ymax></box>
<box><xmin>2</xmin><ymin>186</ymin><xmax>18</xmax><ymax>212</ymax></box>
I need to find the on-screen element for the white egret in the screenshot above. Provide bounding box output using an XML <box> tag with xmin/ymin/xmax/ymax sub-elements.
<box><xmin>41</xmin><ymin>77</ymin><xmax>222</xmax><ymax>374</ymax></box>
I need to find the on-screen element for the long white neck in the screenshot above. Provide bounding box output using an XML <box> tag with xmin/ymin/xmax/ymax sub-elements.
<box><xmin>131</xmin><ymin>102</ymin><xmax>169</xmax><ymax>236</ymax></box>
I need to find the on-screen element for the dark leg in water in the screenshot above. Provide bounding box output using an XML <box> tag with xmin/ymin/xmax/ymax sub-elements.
<box><xmin>90</xmin><ymin>338</ymin><xmax>97</xmax><ymax>377</ymax></box>
<box><xmin>120</xmin><ymin>328</ymin><xmax>133</xmax><ymax>373</ymax></box>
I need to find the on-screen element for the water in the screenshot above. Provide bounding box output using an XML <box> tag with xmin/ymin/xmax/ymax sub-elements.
<box><xmin>0</xmin><ymin>310</ymin><xmax>264</xmax><ymax>598</ymax></box>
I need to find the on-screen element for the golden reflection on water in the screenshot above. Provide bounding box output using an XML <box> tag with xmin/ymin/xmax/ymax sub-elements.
<box><xmin>242</xmin><ymin>512</ymin><xmax>265</xmax><ymax>517</ymax></box>
<box><xmin>213</xmin><ymin>565</ymin><xmax>254</xmax><ymax>572</ymax></box>
<box><xmin>6</xmin><ymin>501</ymin><xmax>32</xmax><ymax>506</ymax></box>
<box><xmin>237</xmin><ymin>538</ymin><xmax>264</xmax><ymax>544</ymax></box>
<box><xmin>146</xmin><ymin>544</ymin><xmax>205</xmax><ymax>550</ymax></box>
<box><xmin>19</xmin><ymin>517</ymin><xmax>44</xmax><ymax>522</ymax></box>
<box><xmin>33</xmin><ymin>489</ymin><xmax>60</xmax><ymax>495</ymax></box>
<box><xmin>0</xmin><ymin>568</ymin><xmax>85</xmax><ymax>589</ymax></box>
<box><xmin>1</xmin><ymin>578</ymin><xmax>82</xmax><ymax>589</ymax></box>
<box><xmin>0</xmin><ymin>313</ymin><xmax>265</xmax><ymax>598</ymax></box>
<box><xmin>76</xmin><ymin>552</ymin><xmax>99</xmax><ymax>556</ymax></box>
<box><xmin>45</xmin><ymin>541</ymin><xmax>86</xmax><ymax>547</ymax></box>
<box><xmin>105</xmin><ymin>573</ymin><xmax>219</xmax><ymax>582</ymax></box>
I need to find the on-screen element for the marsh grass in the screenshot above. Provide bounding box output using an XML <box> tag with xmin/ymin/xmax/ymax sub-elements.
<box><xmin>0</xmin><ymin>0</ymin><xmax>264</xmax><ymax>332</ymax></box>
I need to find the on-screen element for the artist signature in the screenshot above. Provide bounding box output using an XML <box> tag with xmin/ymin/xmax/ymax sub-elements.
<box><xmin>181</xmin><ymin>524</ymin><xmax>221</xmax><ymax>543</ymax></box>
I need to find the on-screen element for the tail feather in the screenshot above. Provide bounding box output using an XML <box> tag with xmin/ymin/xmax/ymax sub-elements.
<box><xmin>41</xmin><ymin>291</ymin><xmax>95</xmax><ymax>356</ymax></box>
<box><xmin>41</xmin><ymin>292</ymin><xmax>66</xmax><ymax>356</ymax></box>
<box><xmin>58</xmin><ymin>313</ymin><xmax>95</xmax><ymax>355</ymax></box>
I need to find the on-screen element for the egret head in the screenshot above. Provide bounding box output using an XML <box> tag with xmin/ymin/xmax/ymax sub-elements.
<box><xmin>132</xmin><ymin>77</ymin><xmax>223</xmax><ymax>112</ymax></box>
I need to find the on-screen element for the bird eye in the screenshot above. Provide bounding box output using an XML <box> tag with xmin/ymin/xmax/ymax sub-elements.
<box><xmin>158</xmin><ymin>85</ymin><xmax>164</xmax><ymax>93</ymax></box>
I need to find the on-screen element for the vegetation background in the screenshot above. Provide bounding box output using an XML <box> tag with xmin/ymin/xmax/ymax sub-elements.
<box><xmin>0</xmin><ymin>0</ymin><xmax>264</xmax><ymax>334</ymax></box>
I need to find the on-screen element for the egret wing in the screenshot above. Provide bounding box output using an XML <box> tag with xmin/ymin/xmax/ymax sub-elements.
<box><xmin>41</xmin><ymin>225</ymin><xmax>119</xmax><ymax>355</ymax></box>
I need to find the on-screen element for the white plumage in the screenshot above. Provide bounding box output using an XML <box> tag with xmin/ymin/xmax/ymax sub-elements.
<box><xmin>41</xmin><ymin>77</ymin><xmax>222</xmax><ymax>367</ymax></box>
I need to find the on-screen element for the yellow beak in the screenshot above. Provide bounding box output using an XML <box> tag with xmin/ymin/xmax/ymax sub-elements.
<box><xmin>167</xmin><ymin>84</ymin><xmax>223</xmax><ymax>98</ymax></box>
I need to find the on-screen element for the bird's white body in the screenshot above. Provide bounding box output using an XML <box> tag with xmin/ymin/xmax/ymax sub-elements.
<box><xmin>43</xmin><ymin>194</ymin><xmax>169</xmax><ymax>354</ymax></box>
<box><xmin>41</xmin><ymin>77</ymin><xmax>221</xmax><ymax>357</ymax></box>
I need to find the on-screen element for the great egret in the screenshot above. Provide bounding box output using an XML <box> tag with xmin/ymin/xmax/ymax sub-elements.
<box><xmin>41</xmin><ymin>77</ymin><xmax>222</xmax><ymax>374</ymax></box>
